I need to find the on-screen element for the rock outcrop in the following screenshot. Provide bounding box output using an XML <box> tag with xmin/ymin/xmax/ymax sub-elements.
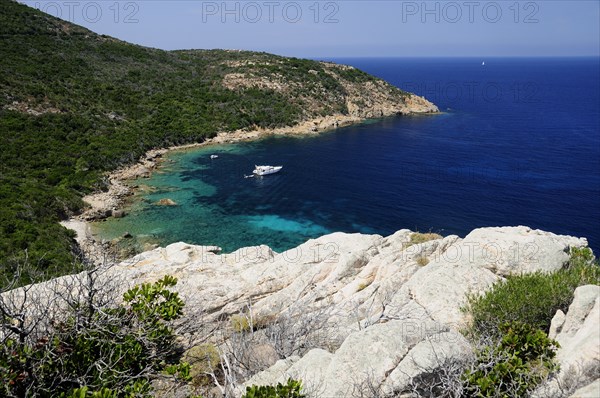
<box><xmin>5</xmin><ymin>226</ymin><xmax>598</xmax><ymax>397</ymax></box>
<box><xmin>569</xmin><ymin>380</ymin><xmax>600</xmax><ymax>398</ymax></box>
<box><xmin>536</xmin><ymin>285</ymin><xmax>600</xmax><ymax>397</ymax></box>
<box><xmin>221</xmin><ymin>61</ymin><xmax>438</xmax><ymax>121</ymax></box>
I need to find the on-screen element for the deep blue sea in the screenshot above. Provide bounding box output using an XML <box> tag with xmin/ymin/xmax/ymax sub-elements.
<box><xmin>94</xmin><ymin>58</ymin><xmax>600</xmax><ymax>253</ymax></box>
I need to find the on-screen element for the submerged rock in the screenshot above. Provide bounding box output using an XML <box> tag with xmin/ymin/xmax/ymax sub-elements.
<box><xmin>112</xmin><ymin>209</ymin><xmax>126</xmax><ymax>218</ymax></box>
<box><xmin>155</xmin><ymin>198</ymin><xmax>177</xmax><ymax>206</ymax></box>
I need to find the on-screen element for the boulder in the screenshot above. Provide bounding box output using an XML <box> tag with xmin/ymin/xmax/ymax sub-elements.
<box><xmin>243</xmin><ymin>349</ymin><xmax>333</xmax><ymax>395</ymax></box>
<box><xmin>243</xmin><ymin>356</ymin><xmax>299</xmax><ymax>388</ymax></box>
<box><xmin>319</xmin><ymin>319</ymin><xmax>441</xmax><ymax>397</ymax></box>
<box><xmin>459</xmin><ymin>226</ymin><xmax>586</xmax><ymax>276</ymax></box>
<box><xmin>113</xmin><ymin>209</ymin><xmax>126</xmax><ymax>218</ymax></box>
<box><xmin>381</xmin><ymin>330</ymin><xmax>473</xmax><ymax>395</ymax></box>
<box><xmin>403</xmin><ymin>226</ymin><xmax>588</xmax><ymax>328</ymax></box>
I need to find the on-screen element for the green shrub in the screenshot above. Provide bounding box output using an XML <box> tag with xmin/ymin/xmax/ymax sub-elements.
<box><xmin>465</xmin><ymin>249</ymin><xmax>600</xmax><ymax>336</ymax></box>
<box><xmin>59</xmin><ymin>386</ymin><xmax>118</xmax><ymax>398</ymax></box>
<box><xmin>0</xmin><ymin>276</ymin><xmax>188</xmax><ymax>397</ymax></box>
<box><xmin>463</xmin><ymin>321</ymin><xmax>559</xmax><ymax>397</ymax></box>
<box><xmin>243</xmin><ymin>379</ymin><xmax>306</xmax><ymax>398</ymax></box>
<box><xmin>570</xmin><ymin>246</ymin><xmax>596</xmax><ymax>265</ymax></box>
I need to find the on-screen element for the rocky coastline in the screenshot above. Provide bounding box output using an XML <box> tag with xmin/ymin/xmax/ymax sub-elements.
<box><xmin>9</xmin><ymin>226</ymin><xmax>599</xmax><ymax>397</ymax></box>
<box><xmin>64</xmin><ymin>96</ymin><xmax>438</xmax><ymax>259</ymax></box>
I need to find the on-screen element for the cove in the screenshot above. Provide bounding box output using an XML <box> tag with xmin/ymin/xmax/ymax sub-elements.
<box><xmin>92</xmin><ymin>58</ymin><xmax>600</xmax><ymax>253</ymax></box>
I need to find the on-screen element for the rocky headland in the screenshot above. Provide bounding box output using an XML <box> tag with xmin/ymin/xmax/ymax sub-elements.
<box><xmin>12</xmin><ymin>226</ymin><xmax>599</xmax><ymax>397</ymax></box>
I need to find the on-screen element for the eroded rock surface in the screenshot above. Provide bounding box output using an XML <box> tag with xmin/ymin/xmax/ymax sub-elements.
<box><xmin>537</xmin><ymin>285</ymin><xmax>600</xmax><ymax>397</ymax></box>
<box><xmin>5</xmin><ymin>226</ymin><xmax>596</xmax><ymax>397</ymax></box>
<box><xmin>106</xmin><ymin>226</ymin><xmax>592</xmax><ymax>396</ymax></box>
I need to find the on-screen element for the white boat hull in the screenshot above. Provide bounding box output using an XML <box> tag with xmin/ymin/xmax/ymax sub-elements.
<box><xmin>253</xmin><ymin>165</ymin><xmax>283</xmax><ymax>176</ymax></box>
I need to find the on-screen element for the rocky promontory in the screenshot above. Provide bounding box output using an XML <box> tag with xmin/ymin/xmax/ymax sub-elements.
<box><xmin>10</xmin><ymin>226</ymin><xmax>598</xmax><ymax>397</ymax></box>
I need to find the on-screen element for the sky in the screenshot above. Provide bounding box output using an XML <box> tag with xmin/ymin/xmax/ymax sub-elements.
<box><xmin>20</xmin><ymin>0</ymin><xmax>600</xmax><ymax>57</ymax></box>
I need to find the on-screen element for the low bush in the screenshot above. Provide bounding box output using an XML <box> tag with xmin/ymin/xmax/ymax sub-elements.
<box><xmin>242</xmin><ymin>379</ymin><xmax>306</xmax><ymax>398</ymax></box>
<box><xmin>416</xmin><ymin>255</ymin><xmax>430</xmax><ymax>266</ymax></box>
<box><xmin>465</xmin><ymin>247</ymin><xmax>600</xmax><ymax>336</ymax></box>
<box><xmin>0</xmin><ymin>275</ymin><xmax>190</xmax><ymax>397</ymax></box>
<box><xmin>404</xmin><ymin>232</ymin><xmax>443</xmax><ymax>248</ymax></box>
<box><xmin>231</xmin><ymin>313</ymin><xmax>252</xmax><ymax>332</ymax></box>
<box><xmin>463</xmin><ymin>321</ymin><xmax>559</xmax><ymax>397</ymax></box>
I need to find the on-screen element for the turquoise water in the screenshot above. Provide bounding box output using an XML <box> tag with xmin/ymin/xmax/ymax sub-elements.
<box><xmin>93</xmin><ymin>141</ymin><xmax>337</xmax><ymax>252</ymax></box>
<box><xmin>93</xmin><ymin>58</ymin><xmax>600</xmax><ymax>253</ymax></box>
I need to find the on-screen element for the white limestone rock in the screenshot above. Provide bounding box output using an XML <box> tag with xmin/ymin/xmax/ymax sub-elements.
<box><xmin>460</xmin><ymin>226</ymin><xmax>587</xmax><ymax>276</ymax></box>
<box><xmin>570</xmin><ymin>379</ymin><xmax>600</xmax><ymax>398</ymax></box>
<box><xmin>536</xmin><ymin>285</ymin><xmax>600</xmax><ymax>398</ymax></box>
<box><xmin>554</xmin><ymin>286</ymin><xmax>600</xmax><ymax>389</ymax></box>
<box><xmin>3</xmin><ymin>225</ymin><xmax>594</xmax><ymax>397</ymax></box>
<box><xmin>549</xmin><ymin>309</ymin><xmax>567</xmax><ymax>340</ymax></box>
<box><xmin>243</xmin><ymin>356</ymin><xmax>300</xmax><ymax>388</ymax></box>
<box><xmin>242</xmin><ymin>349</ymin><xmax>334</xmax><ymax>396</ymax></box>
<box><xmin>381</xmin><ymin>330</ymin><xmax>473</xmax><ymax>395</ymax></box>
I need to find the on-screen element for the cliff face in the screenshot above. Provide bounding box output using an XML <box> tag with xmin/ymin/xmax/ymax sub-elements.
<box><xmin>322</xmin><ymin>62</ymin><xmax>438</xmax><ymax>117</ymax></box>
<box><xmin>220</xmin><ymin>59</ymin><xmax>438</xmax><ymax>119</ymax></box>
<box><xmin>9</xmin><ymin>226</ymin><xmax>597</xmax><ymax>397</ymax></box>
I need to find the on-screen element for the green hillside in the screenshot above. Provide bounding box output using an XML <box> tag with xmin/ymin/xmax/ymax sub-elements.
<box><xmin>0</xmin><ymin>0</ymin><xmax>411</xmax><ymax>285</ymax></box>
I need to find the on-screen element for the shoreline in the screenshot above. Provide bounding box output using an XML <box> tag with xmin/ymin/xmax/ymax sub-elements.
<box><xmin>65</xmin><ymin>106</ymin><xmax>438</xmax><ymax>260</ymax></box>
